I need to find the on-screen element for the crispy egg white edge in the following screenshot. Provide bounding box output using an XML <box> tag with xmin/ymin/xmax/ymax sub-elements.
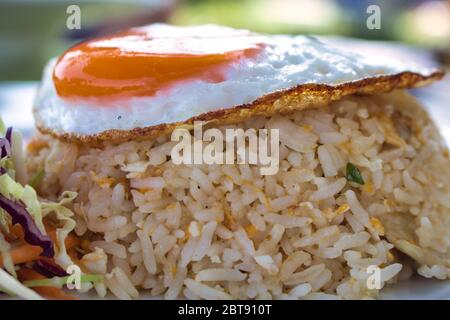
<box><xmin>34</xmin><ymin>31</ymin><xmax>435</xmax><ymax>136</ymax></box>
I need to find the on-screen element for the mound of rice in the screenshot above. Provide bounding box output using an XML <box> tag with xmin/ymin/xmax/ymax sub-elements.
<box><xmin>27</xmin><ymin>90</ymin><xmax>450</xmax><ymax>299</ymax></box>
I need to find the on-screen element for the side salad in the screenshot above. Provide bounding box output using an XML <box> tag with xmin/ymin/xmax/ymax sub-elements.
<box><xmin>0</xmin><ymin>118</ymin><xmax>102</xmax><ymax>300</ymax></box>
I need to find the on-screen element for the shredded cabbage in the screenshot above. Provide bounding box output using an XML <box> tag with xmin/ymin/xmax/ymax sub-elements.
<box><xmin>0</xmin><ymin>116</ymin><xmax>98</xmax><ymax>300</ymax></box>
<box><xmin>0</xmin><ymin>184</ymin><xmax>80</xmax><ymax>270</ymax></box>
<box><xmin>10</xmin><ymin>130</ymin><xmax>28</xmax><ymax>185</ymax></box>
<box><xmin>33</xmin><ymin>259</ymin><xmax>68</xmax><ymax>278</ymax></box>
<box><xmin>0</xmin><ymin>194</ymin><xmax>54</xmax><ymax>257</ymax></box>
<box><xmin>0</xmin><ymin>128</ymin><xmax>27</xmax><ymax>184</ymax></box>
<box><xmin>0</xmin><ymin>173</ymin><xmax>46</xmax><ymax>234</ymax></box>
<box><xmin>0</xmin><ymin>232</ymin><xmax>16</xmax><ymax>278</ymax></box>
<box><xmin>0</xmin><ymin>268</ymin><xmax>43</xmax><ymax>300</ymax></box>
<box><xmin>41</xmin><ymin>191</ymin><xmax>78</xmax><ymax>268</ymax></box>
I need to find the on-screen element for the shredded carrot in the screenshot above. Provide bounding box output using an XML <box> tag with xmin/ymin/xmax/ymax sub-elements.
<box><xmin>10</xmin><ymin>224</ymin><xmax>24</xmax><ymax>239</ymax></box>
<box><xmin>0</xmin><ymin>231</ymin><xmax>80</xmax><ymax>267</ymax></box>
<box><xmin>49</xmin><ymin>231</ymin><xmax>81</xmax><ymax>250</ymax></box>
<box><xmin>3</xmin><ymin>224</ymin><xmax>24</xmax><ymax>242</ymax></box>
<box><xmin>17</xmin><ymin>268</ymin><xmax>76</xmax><ymax>300</ymax></box>
<box><xmin>1</xmin><ymin>243</ymin><xmax>42</xmax><ymax>268</ymax></box>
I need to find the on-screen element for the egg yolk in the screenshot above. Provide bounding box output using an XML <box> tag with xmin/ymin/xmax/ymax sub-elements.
<box><xmin>53</xmin><ymin>27</ymin><xmax>264</xmax><ymax>102</ymax></box>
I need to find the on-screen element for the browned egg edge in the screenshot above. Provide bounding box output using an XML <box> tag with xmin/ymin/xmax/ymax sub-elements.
<box><xmin>35</xmin><ymin>70</ymin><xmax>445</xmax><ymax>146</ymax></box>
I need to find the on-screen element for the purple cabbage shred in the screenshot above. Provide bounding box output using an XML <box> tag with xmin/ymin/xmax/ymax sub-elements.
<box><xmin>0</xmin><ymin>127</ymin><xmax>12</xmax><ymax>158</ymax></box>
<box><xmin>32</xmin><ymin>259</ymin><xmax>68</xmax><ymax>278</ymax></box>
<box><xmin>0</xmin><ymin>194</ymin><xmax>54</xmax><ymax>257</ymax></box>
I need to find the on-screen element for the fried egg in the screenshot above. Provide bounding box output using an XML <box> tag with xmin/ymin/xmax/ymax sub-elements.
<box><xmin>33</xmin><ymin>24</ymin><xmax>442</xmax><ymax>143</ymax></box>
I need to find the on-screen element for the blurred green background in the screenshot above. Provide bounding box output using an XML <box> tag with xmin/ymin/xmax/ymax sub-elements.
<box><xmin>0</xmin><ymin>0</ymin><xmax>449</xmax><ymax>81</ymax></box>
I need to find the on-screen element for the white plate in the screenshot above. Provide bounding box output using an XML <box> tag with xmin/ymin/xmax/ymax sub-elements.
<box><xmin>380</xmin><ymin>276</ymin><xmax>450</xmax><ymax>300</ymax></box>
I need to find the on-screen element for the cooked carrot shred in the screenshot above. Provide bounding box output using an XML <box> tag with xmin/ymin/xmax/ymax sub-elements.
<box><xmin>0</xmin><ymin>231</ymin><xmax>80</xmax><ymax>267</ymax></box>
<box><xmin>10</xmin><ymin>224</ymin><xmax>24</xmax><ymax>239</ymax></box>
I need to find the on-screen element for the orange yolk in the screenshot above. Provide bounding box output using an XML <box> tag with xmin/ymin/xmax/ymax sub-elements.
<box><xmin>53</xmin><ymin>28</ymin><xmax>264</xmax><ymax>101</ymax></box>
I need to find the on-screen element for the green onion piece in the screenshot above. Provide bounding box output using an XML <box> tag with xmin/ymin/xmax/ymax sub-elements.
<box><xmin>24</xmin><ymin>274</ymin><xmax>103</xmax><ymax>288</ymax></box>
<box><xmin>29</xmin><ymin>168</ymin><xmax>45</xmax><ymax>189</ymax></box>
<box><xmin>346</xmin><ymin>162</ymin><xmax>365</xmax><ymax>185</ymax></box>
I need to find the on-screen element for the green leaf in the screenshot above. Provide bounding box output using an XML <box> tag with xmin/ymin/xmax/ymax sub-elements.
<box><xmin>24</xmin><ymin>274</ymin><xmax>103</xmax><ymax>288</ymax></box>
<box><xmin>346</xmin><ymin>162</ymin><xmax>365</xmax><ymax>185</ymax></box>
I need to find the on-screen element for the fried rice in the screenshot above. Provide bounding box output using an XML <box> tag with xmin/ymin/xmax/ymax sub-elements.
<box><xmin>26</xmin><ymin>90</ymin><xmax>450</xmax><ymax>299</ymax></box>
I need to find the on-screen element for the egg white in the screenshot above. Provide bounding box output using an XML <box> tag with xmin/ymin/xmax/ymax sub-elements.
<box><xmin>34</xmin><ymin>24</ymin><xmax>434</xmax><ymax>137</ymax></box>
